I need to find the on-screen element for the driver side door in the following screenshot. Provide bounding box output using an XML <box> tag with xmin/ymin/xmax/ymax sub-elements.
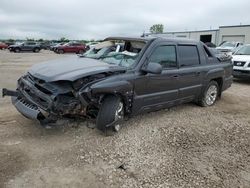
<box><xmin>133</xmin><ymin>43</ymin><xmax>179</xmax><ymax>114</ymax></box>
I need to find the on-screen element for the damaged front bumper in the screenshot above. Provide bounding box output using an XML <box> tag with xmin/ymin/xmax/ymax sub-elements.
<box><xmin>2</xmin><ymin>88</ymin><xmax>46</xmax><ymax>120</ymax></box>
<box><xmin>2</xmin><ymin>73</ymin><xmax>90</xmax><ymax>122</ymax></box>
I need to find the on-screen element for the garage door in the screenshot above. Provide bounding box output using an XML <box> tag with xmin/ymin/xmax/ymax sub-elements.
<box><xmin>222</xmin><ymin>35</ymin><xmax>245</xmax><ymax>43</ymax></box>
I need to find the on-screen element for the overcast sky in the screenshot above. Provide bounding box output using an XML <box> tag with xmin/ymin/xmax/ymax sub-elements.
<box><xmin>0</xmin><ymin>0</ymin><xmax>250</xmax><ymax>40</ymax></box>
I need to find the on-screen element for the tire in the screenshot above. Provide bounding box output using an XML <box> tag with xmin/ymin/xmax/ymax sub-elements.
<box><xmin>198</xmin><ymin>81</ymin><xmax>219</xmax><ymax>107</ymax></box>
<box><xmin>14</xmin><ymin>48</ymin><xmax>20</xmax><ymax>53</ymax></box>
<box><xmin>58</xmin><ymin>49</ymin><xmax>64</xmax><ymax>54</ymax></box>
<box><xmin>96</xmin><ymin>95</ymin><xmax>124</xmax><ymax>136</ymax></box>
<box><xmin>78</xmin><ymin>49</ymin><xmax>84</xmax><ymax>54</ymax></box>
<box><xmin>33</xmin><ymin>48</ymin><xmax>40</xmax><ymax>53</ymax></box>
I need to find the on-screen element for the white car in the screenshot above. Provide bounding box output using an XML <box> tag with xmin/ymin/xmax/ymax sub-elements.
<box><xmin>232</xmin><ymin>44</ymin><xmax>250</xmax><ymax>79</ymax></box>
<box><xmin>216</xmin><ymin>41</ymin><xmax>243</xmax><ymax>55</ymax></box>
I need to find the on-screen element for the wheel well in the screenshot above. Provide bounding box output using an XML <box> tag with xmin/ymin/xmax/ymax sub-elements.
<box><xmin>211</xmin><ymin>77</ymin><xmax>223</xmax><ymax>96</ymax></box>
<box><xmin>100</xmin><ymin>93</ymin><xmax>129</xmax><ymax>113</ymax></box>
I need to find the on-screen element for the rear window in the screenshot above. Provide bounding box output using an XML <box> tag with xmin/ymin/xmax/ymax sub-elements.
<box><xmin>178</xmin><ymin>45</ymin><xmax>200</xmax><ymax>67</ymax></box>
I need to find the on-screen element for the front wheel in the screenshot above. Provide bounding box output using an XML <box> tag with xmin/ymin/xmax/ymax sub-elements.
<box><xmin>33</xmin><ymin>48</ymin><xmax>40</xmax><ymax>53</ymax></box>
<box><xmin>96</xmin><ymin>95</ymin><xmax>124</xmax><ymax>136</ymax></box>
<box><xmin>58</xmin><ymin>49</ymin><xmax>64</xmax><ymax>54</ymax></box>
<box><xmin>199</xmin><ymin>81</ymin><xmax>219</xmax><ymax>107</ymax></box>
<box><xmin>14</xmin><ymin>48</ymin><xmax>20</xmax><ymax>53</ymax></box>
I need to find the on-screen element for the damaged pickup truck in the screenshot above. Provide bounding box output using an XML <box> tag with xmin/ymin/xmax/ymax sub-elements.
<box><xmin>2</xmin><ymin>37</ymin><xmax>233</xmax><ymax>135</ymax></box>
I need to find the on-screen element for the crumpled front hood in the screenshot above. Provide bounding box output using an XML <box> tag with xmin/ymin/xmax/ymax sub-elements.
<box><xmin>29</xmin><ymin>56</ymin><xmax>125</xmax><ymax>82</ymax></box>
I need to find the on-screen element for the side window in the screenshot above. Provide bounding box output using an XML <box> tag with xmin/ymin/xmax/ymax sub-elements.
<box><xmin>149</xmin><ymin>45</ymin><xmax>177</xmax><ymax>69</ymax></box>
<box><xmin>178</xmin><ymin>45</ymin><xmax>200</xmax><ymax>67</ymax></box>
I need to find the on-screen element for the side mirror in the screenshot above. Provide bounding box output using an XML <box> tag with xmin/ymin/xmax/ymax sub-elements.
<box><xmin>142</xmin><ymin>62</ymin><xmax>162</xmax><ymax>74</ymax></box>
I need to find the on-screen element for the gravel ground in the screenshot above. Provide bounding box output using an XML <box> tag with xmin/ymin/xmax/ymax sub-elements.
<box><xmin>0</xmin><ymin>50</ymin><xmax>250</xmax><ymax>188</ymax></box>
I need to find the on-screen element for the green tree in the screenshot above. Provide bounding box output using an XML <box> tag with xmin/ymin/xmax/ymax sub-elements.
<box><xmin>26</xmin><ymin>37</ymin><xmax>35</xmax><ymax>41</ymax></box>
<box><xmin>150</xmin><ymin>24</ymin><xmax>164</xmax><ymax>34</ymax></box>
<box><xmin>60</xmin><ymin>37</ymin><xmax>69</xmax><ymax>42</ymax></box>
<box><xmin>7</xmin><ymin>39</ymin><xmax>14</xmax><ymax>42</ymax></box>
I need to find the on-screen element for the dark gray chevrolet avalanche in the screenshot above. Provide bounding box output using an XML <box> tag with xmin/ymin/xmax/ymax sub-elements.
<box><xmin>3</xmin><ymin>37</ymin><xmax>233</xmax><ymax>136</ymax></box>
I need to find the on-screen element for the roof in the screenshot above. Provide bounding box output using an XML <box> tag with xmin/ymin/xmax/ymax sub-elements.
<box><xmin>104</xmin><ymin>36</ymin><xmax>200</xmax><ymax>44</ymax></box>
<box><xmin>155</xmin><ymin>37</ymin><xmax>200</xmax><ymax>44</ymax></box>
<box><xmin>104</xmin><ymin>36</ymin><xmax>154</xmax><ymax>42</ymax></box>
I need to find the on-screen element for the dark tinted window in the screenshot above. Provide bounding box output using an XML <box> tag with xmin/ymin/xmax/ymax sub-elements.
<box><xmin>149</xmin><ymin>45</ymin><xmax>177</xmax><ymax>69</ymax></box>
<box><xmin>26</xmin><ymin>42</ymin><xmax>35</xmax><ymax>45</ymax></box>
<box><xmin>178</xmin><ymin>45</ymin><xmax>200</xmax><ymax>67</ymax></box>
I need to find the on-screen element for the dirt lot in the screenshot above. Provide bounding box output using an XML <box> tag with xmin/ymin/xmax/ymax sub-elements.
<box><xmin>0</xmin><ymin>50</ymin><xmax>250</xmax><ymax>188</ymax></box>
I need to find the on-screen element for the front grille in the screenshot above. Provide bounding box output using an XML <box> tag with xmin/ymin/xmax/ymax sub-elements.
<box><xmin>234</xmin><ymin>61</ymin><xmax>246</xmax><ymax>67</ymax></box>
<box><xmin>24</xmin><ymin>88</ymin><xmax>49</xmax><ymax>108</ymax></box>
<box><xmin>17</xmin><ymin>97</ymin><xmax>38</xmax><ymax>110</ymax></box>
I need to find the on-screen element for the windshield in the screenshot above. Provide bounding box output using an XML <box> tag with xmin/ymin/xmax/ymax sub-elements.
<box><xmin>63</xmin><ymin>43</ymin><xmax>70</xmax><ymax>46</ymax></box>
<box><xmin>101</xmin><ymin>51</ymin><xmax>138</xmax><ymax>68</ymax></box>
<box><xmin>220</xmin><ymin>42</ymin><xmax>235</xmax><ymax>48</ymax></box>
<box><xmin>82</xmin><ymin>40</ymin><xmax>146</xmax><ymax>68</ymax></box>
<box><xmin>235</xmin><ymin>45</ymin><xmax>250</xmax><ymax>55</ymax></box>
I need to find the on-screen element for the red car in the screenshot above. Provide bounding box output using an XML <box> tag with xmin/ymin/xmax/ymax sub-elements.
<box><xmin>56</xmin><ymin>42</ymin><xmax>86</xmax><ymax>54</ymax></box>
<box><xmin>0</xmin><ymin>42</ymin><xmax>8</xmax><ymax>50</ymax></box>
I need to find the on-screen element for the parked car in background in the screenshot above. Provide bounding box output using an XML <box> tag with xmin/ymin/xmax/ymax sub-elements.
<box><xmin>86</xmin><ymin>41</ymin><xmax>100</xmax><ymax>50</ymax></box>
<box><xmin>205</xmin><ymin>42</ymin><xmax>216</xmax><ymax>48</ymax></box>
<box><xmin>50</xmin><ymin>42</ymin><xmax>65</xmax><ymax>51</ymax></box>
<box><xmin>5</xmin><ymin>41</ymin><xmax>15</xmax><ymax>46</ymax></box>
<box><xmin>0</xmin><ymin>42</ymin><xmax>8</xmax><ymax>49</ymax></box>
<box><xmin>55</xmin><ymin>42</ymin><xmax>86</xmax><ymax>54</ymax></box>
<box><xmin>232</xmin><ymin>44</ymin><xmax>250</xmax><ymax>79</ymax></box>
<box><xmin>3</xmin><ymin>37</ymin><xmax>233</xmax><ymax>136</ymax></box>
<box><xmin>39</xmin><ymin>42</ymin><xmax>54</xmax><ymax>50</ymax></box>
<box><xmin>216</xmin><ymin>41</ymin><xmax>243</xmax><ymax>54</ymax></box>
<box><xmin>8</xmin><ymin>42</ymin><xmax>41</xmax><ymax>53</ymax></box>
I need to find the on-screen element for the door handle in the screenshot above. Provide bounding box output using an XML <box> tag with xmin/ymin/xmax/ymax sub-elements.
<box><xmin>172</xmin><ymin>75</ymin><xmax>179</xmax><ymax>78</ymax></box>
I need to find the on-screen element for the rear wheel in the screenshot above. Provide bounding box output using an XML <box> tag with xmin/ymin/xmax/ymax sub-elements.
<box><xmin>96</xmin><ymin>95</ymin><xmax>124</xmax><ymax>136</ymax></box>
<box><xmin>199</xmin><ymin>81</ymin><xmax>219</xmax><ymax>107</ymax></box>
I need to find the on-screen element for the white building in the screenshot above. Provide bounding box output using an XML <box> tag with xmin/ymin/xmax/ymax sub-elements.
<box><xmin>147</xmin><ymin>24</ymin><xmax>250</xmax><ymax>46</ymax></box>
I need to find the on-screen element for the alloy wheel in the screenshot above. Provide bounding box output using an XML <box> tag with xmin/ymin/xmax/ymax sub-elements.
<box><xmin>205</xmin><ymin>85</ymin><xmax>218</xmax><ymax>106</ymax></box>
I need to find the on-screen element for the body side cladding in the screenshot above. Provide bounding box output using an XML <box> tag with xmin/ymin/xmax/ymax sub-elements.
<box><xmin>200</xmin><ymin>68</ymin><xmax>225</xmax><ymax>98</ymax></box>
<box><xmin>204</xmin><ymin>68</ymin><xmax>225</xmax><ymax>82</ymax></box>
